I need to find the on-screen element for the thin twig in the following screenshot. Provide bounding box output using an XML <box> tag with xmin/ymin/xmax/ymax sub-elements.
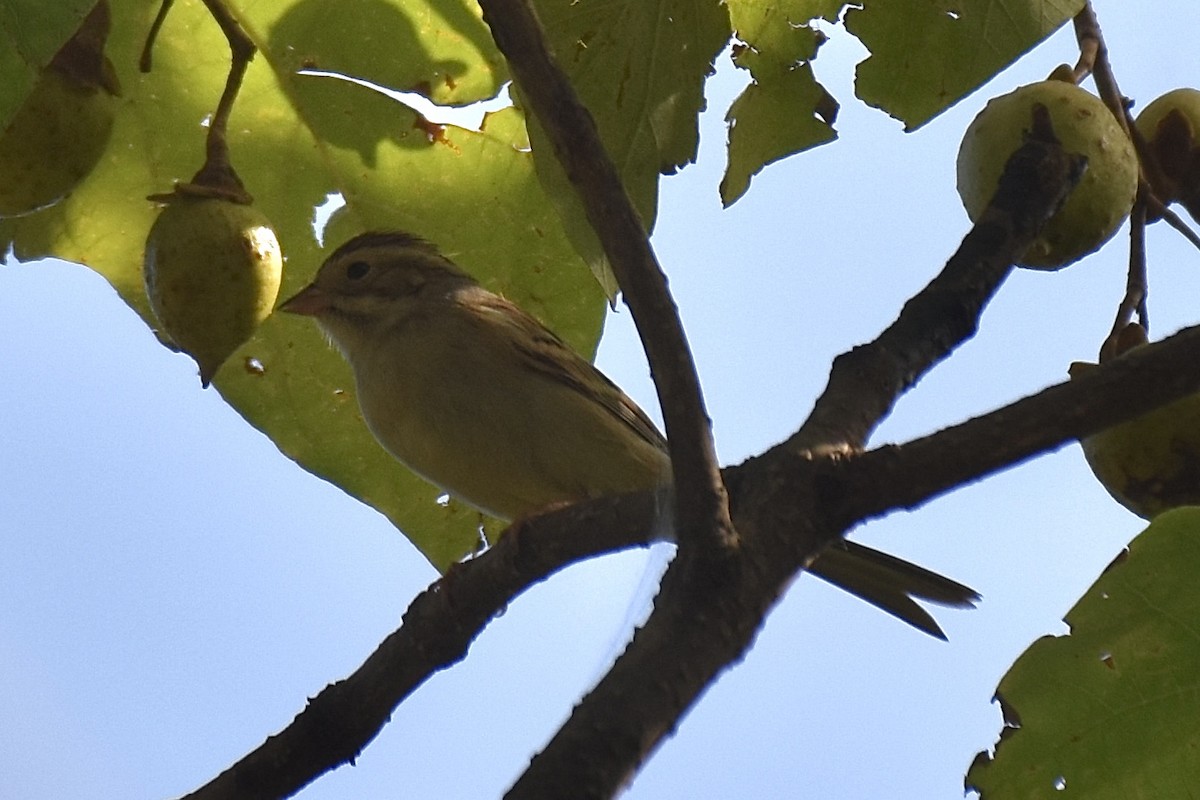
<box><xmin>1158</xmin><ymin>204</ymin><xmax>1200</xmax><ymax>251</ymax></box>
<box><xmin>1073</xmin><ymin>4</ymin><xmax>1200</xmax><ymax>257</ymax></box>
<box><xmin>1068</xmin><ymin>22</ymin><xmax>1097</xmax><ymax>84</ymax></box>
<box><xmin>1113</xmin><ymin>194</ymin><xmax>1149</xmax><ymax>336</ymax></box>
<box><xmin>1073</xmin><ymin>4</ymin><xmax>1130</xmax><ymax>136</ymax></box>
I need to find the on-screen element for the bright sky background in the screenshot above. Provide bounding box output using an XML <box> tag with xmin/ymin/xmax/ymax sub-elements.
<box><xmin>3</xmin><ymin>4</ymin><xmax>1199</xmax><ymax>798</ymax></box>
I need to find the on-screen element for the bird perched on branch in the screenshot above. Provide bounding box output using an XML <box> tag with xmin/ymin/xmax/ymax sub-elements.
<box><xmin>281</xmin><ymin>231</ymin><xmax>978</xmax><ymax>637</ymax></box>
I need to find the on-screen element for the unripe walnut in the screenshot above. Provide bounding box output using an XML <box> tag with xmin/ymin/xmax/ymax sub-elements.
<box><xmin>1074</xmin><ymin>325</ymin><xmax>1200</xmax><ymax>519</ymax></box>
<box><xmin>1135</xmin><ymin>88</ymin><xmax>1200</xmax><ymax>218</ymax></box>
<box><xmin>0</xmin><ymin>1</ymin><xmax>119</xmax><ymax>217</ymax></box>
<box><xmin>957</xmin><ymin>80</ymin><xmax>1137</xmax><ymax>269</ymax></box>
<box><xmin>144</xmin><ymin>196</ymin><xmax>283</xmax><ymax>386</ymax></box>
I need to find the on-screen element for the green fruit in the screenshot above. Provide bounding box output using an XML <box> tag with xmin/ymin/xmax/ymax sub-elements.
<box><xmin>144</xmin><ymin>196</ymin><xmax>283</xmax><ymax>386</ymax></box>
<box><xmin>1136</xmin><ymin>88</ymin><xmax>1200</xmax><ymax>142</ymax></box>
<box><xmin>1134</xmin><ymin>88</ymin><xmax>1200</xmax><ymax>215</ymax></box>
<box><xmin>1073</xmin><ymin>328</ymin><xmax>1200</xmax><ymax>519</ymax></box>
<box><xmin>1079</xmin><ymin>390</ymin><xmax>1200</xmax><ymax>519</ymax></box>
<box><xmin>0</xmin><ymin>64</ymin><xmax>116</xmax><ymax>217</ymax></box>
<box><xmin>0</xmin><ymin>1</ymin><xmax>119</xmax><ymax>217</ymax></box>
<box><xmin>957</xmin><ymin>80</ymin><xmax>1138</xmax><ymax>270</ymax></box>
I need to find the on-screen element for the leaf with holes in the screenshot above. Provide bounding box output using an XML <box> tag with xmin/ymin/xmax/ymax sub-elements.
<box><xmin>966</xmin><ymin>507</ymin><xmax>1200</xmax><ymax>799</ymax></box>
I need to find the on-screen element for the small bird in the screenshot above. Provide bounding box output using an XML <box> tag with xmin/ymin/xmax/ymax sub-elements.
<box><xmin>281</xmin><ymin>232</ymin><xmax>978</xmax><ymax>637</ymax></box>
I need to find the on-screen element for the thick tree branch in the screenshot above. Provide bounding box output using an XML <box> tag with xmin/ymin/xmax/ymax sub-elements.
<box><xmin>179</xmin><ymin>317</ymin><xmax>1200</xmax><ymax>800</ymax></box>
<box><xmin>506</xmin><ymin>115</ymin><xmax>1085</xmax><ymax>797</ymax></box>
<box><xmin>791</xmin><ymin>105</ymin><xmax>1085</xmax><ymax>453</ymax></box>
<box><xmin>178</xmin><ymin>8</ymin><xmax>1200</xmax><ymax>800</ymax></box>
<box><xmin>476</xmin><ymin>0</ymin><xmax>734</xmax><ymax>553</ymax></box>
<box><xmin>828</xmin><ymin>323</ymin><xmax>1200</xmax><ymax>527</ymax></box>
<box><xmin>176</xmin><ymin>66</ymin><xmax>1099</xmax><ymax>800</ymax></box>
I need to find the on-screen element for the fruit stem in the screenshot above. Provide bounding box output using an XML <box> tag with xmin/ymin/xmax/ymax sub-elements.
<box><xmin>1070</xmin><ymin>2</ymin><xmax>1200</xmax><ymax>338</ymax></box>
<box><xmin>1071</xmin><ymin>3</ymin><xmax>1200</xmax><ymax>253</ymax></box>
<box><xmin>1154</xmin><ymin>205</ymin><xmax>1200</xmax><ymax>252</ymax></box>
<box><xmin>140</xmin><ymin>0</ymin><xmax>257</xmax><ymax>204</ymax></box>
<box><xmin>183</xmin><ymin>12</ymin><xmax>251</xmax><ymax>200</ymax></box>
<box><xmin>1071</xmin><ymin>5</ymin><xmax>1129</xmax><ymax>134</ymax></box>
<box><xmin>1108</xmin><ymin>192</ymin><xmax>1149</xmax><ymax>340</ymax></box>
<box><xmin>139</xmin><ymin>0</ymin><xmax>175</xmax><ymax>73</ymax></box>
<box><xmin>181</xmin><ymin>0</ymin><xmax>256</xmax><ymax>202</ymax></box>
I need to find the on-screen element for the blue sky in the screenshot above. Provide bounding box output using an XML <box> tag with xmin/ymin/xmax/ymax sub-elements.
<box><xmin>3</xmin><ymin>4</ymin><xmax>1199</xmax><ymax>798</ymax></box>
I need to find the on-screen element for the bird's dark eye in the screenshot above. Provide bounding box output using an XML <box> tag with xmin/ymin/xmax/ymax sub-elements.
<box><xmin>346</xmin><ymin>261</ymin><xmax>371</xmax><ymax>280</ymax></box>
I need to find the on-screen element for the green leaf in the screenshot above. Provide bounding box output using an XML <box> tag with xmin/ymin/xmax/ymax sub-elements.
<box><xmin>728</xmin><ymin>0</ymin><xmax>843</xmax><ymax>69</ymax></box>
<box><xmin>720</xmin><ymin>0</ymin><xmax>841</xmax><ymax>205</ymax></box>
<box><xmin>0</xmin><ymin>0</ymin><xmax>608</xmax><ymax>571</ymax></box>
<box><xmin>0</xmin><ymin>0</ymin><xmax>98</xmax><ymax>127</ymax></box>
<box><xmin>525</xmin><ymin>0</ymin><xmax>732</xmax><ymax>297</ymax></box>
<box><xmin>845</xmin><ymin>0</ymin><xmax>1086</xmax><ymax>130</ymax></box>
<box><xmin>721</xmin><ymin>62</ymin><xmax>836</xmax><ymax>205</ymax></box>
<box><xmin>266</xmin><ymin>0</ymin><xmax>506</xmax><ymax>105</ymax></box>
<box><xmin>966</xmin><ymin>507</ymin><xmax>1200</xmax><ymax>799</ymax></box>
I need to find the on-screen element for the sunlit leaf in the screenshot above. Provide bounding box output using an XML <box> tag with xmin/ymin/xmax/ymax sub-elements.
<box><xmin>720</xmin><ymin>0</ymin><xmax>841</xmax><ymax>205</ymax></box>
<box><xmin>0</xmin><ymin>0</ymin><xmax>608</xmax><ymax>570</ymax></box>
<box><xmin>846</xmin><ymin>0</ymin><xmax>1086</xmax><ymax>130</ymax></box>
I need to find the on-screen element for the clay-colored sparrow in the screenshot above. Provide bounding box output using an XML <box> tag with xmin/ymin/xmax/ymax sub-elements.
<box><xmin>281</xmin><ymin>232</ymin><xmax>977</xmax><ymax>636</ymax></box>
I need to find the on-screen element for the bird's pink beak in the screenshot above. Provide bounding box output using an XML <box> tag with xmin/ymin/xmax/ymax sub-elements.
<box><xmin>279</xmin><ymin>284</ymin><xmax>330</xmax><ymax>316</ymax></box>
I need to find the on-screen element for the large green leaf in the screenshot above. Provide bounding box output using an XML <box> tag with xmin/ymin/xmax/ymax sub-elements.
<box><xmin>845</xmin><ymin>0</ymin><xmax>1087</xmax><ymax>130</ymax></box>
<box><xmin>966</xmin><ymin>507</ymin><xmax>1200</xmax><ymax>799</ymax></box>
<box><xmin>0</xmin><ymin>0</ymin><xmax>609</xmax><ymax>570</ymax></box>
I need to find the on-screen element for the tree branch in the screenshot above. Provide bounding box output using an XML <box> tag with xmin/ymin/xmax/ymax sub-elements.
<box><xmin>177</xmin><ymin>492</ymin><xmax>663</xmax><ymax>800</ymax></box>
<box><xmin>506</xmin><ymin>112</ymin><xmax>1086</xmax><ymax>797</ymax></box>
<box><xmin>791</xmin><ymin>104</ymin><xmax>1085</xmax><ymax>453</ymax></box>
<box><xmin>828</xmin><ymin>323</ymin><xmax>1200</xmax><ymax>528</ymax></box>
<box><xmin>476</xmin><ymin>0</ymin><xmax>734</xmax><ymax>553</ymax></box>
<box><xmin>177</xmin><ymin>9</ymin><xmax>1200</xmax><ymax>800</ymax></box>
<box><xmin>179</xmin><ymin>314</ymin><xmax>1200</xmax><ymax>800</ymax></box>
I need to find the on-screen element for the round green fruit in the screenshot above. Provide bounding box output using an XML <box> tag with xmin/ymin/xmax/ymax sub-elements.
<box><xmin>1135</xmin><ymin>88</ymin><xmax>1200</xmax><ymax>212</ymax></box>
<box><xmin>1136</xmin><ymin>88</ymin><xmax>1200</xmax><ymax>139</ymax></box>
<box><xmin>144</xmin><ymin>196</ymin><xmax>283</xmax><ymax>386</ymax></box>
<box><xmin>957</xmin><ymin>80</ymin><xmax>1138</xmax><ymax>270</ymax></box>
<box><xmin>1073</xmin><ymin>330</ymin><xmax>1200</xmax><ymax>519</ymax></box>
<box><xmin>0</xmin><ymin>65</ymin><xmax>116</xmax><ymax>217</ymax></box>
<box><xmin>1080</xmin><ymin>390</ymin><xmax>1200</xmax><ymax>519</ymax></box>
